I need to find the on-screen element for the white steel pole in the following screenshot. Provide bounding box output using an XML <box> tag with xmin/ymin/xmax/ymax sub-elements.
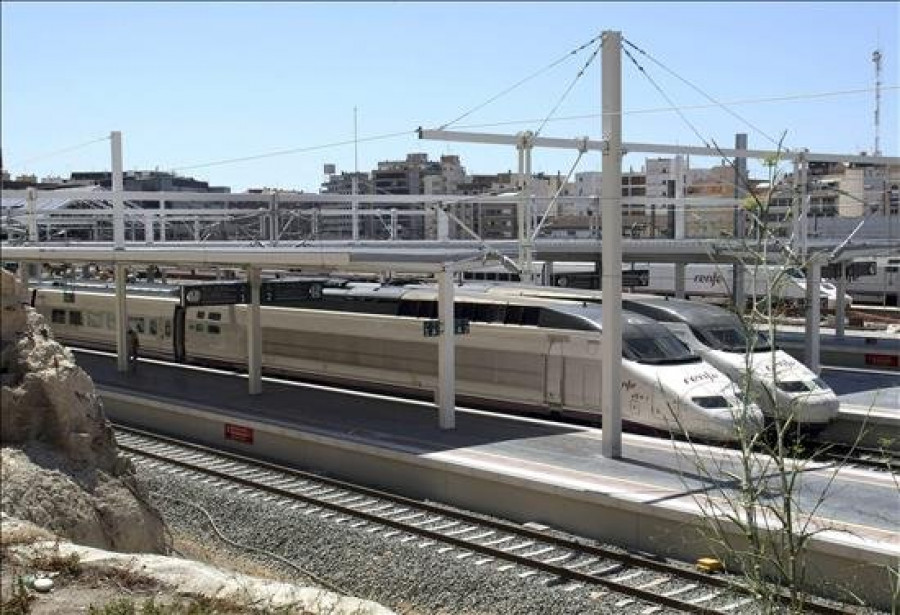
<box><xmin>26</xmin><ymin>187</ymin><xmax>38</xmax><ymax>243</ymax></box>
<box><xmin>835</xmin><ymin>263</ymin><xmax>847</xmax><ymax>338</ymax></box>
<box><xmin>269</xmin><ymin>193</ymin><xmax>279</xmax><ymax>246</ymax></box>
<box><xmin>524</xmin><ymin>138</ymin><xmax>535</xmax><ymax>283</ymax></box>
<box><xmin>673</xmin><ymin>154</ymin><xmax>685</xmax><ymax>240</ymax></box>
<box><xmin>158</xmin><ymin>199</ymin><xmax>166</xmax><ymax>243</ymax></box>
<box><xmin>437</xmin><ymin>265</ymin><xmax>456</xmax><ymax>430</ymax></box>
<box><xmin>111</xmin><ymin>131</ymin><xmax>125</xmax><ymax>249</ymax></box>
<box><xmin>674</xmin><ymin>262</ymin><xmax>686</xmax><ymax>299</ymax></box>
<box><xmin>732</xmin><ymin>134</ymin><xmax>748</xmax><ymax>310</ymax></box>
<box><xmin>600</xmin><ymin>30</ymin><xmax>623</xmax><ymax>459</ymax></box>
<box><xmin>115</xmin><ymin>262</ymin><xmax>128</xmax><ymax>372</ymax></box>
<box><xmin>804</xmin><ymin>260</ymin><xmax>822</xmax><ymax>374</ymax></box>
<box><xmin>517</xmin><ymin>134</ymin><xmax>527</xmax><ymax>275</ymax></box>
<box><xmin>352</xmin><ymin>107</ymin><xmax>360</xmax><ymax>241</ymax></box>
<box><xmin>144</xmin><ymin>211</ymin><xmax>154</xmax><ymax>244</ymax></box>
<box><xmin>247</xmin><ymin>266</ymin><xmax>263</xmax><ymax>395</ymax></box>
<box><xmin>437</xmin><ymin>207</ymin><xmax>449</xmax><ymax>241</ymax></box>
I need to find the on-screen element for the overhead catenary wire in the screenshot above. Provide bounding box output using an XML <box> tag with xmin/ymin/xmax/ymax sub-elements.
<box><xmin>437</xmin><ymin>32</ymin><xmax>604</xmax><ymax>131</ymax></box>
<box><xmin>171</xmin><ymin>129</ymin><xmax>415</xmax><ymax>172</ymax></box>
<box><xmin>18</xmin><ymin>135</ymin><xmax>110</xmax><ymax>167</ymax></box>
<box><xmin>450</xmin><ymin>85</ymin><xmax>899</xmax><ymax>131</ymax></box>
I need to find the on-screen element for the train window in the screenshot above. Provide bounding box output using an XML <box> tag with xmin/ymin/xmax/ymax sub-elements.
<box><xmin>504</xmin><ymin>305</ymin><xmax>540</xmax><ymax>326</ymax></box>
<box><xmin>398</xmin><ymin>301</ymin><xmax>418</xmax><ymax>317</ymax></box>
<box><xmin>149</xmin><ymin>319</ymin><xmax>158</xmax><ymax>336</ymax></box>
<box><xmin>417</xmin><ymin>301</ymin><xmax>438</xmax><ymax>319</ymax></box>
<box><xmin>69</xmin><ymin>311</ymin><xmax>83</xmax><ymax>326</ymax></box>
<box><xmin>504</xmin><ymin>305</ymin><xmax>524</xmax><ymax>324</ymax></box>
<box><xmin>454</xmin><ymin>303</ymin><xmax>472</xmax><ymax>320</ymax></box>
<box><xmin>472</xmin><ymin>303</ymin><xmax>503</xmax><ymax>323</ymax></box>
<box><xmin>86</xmin><ymin>312</ymin><xmax>103</xmax><ymax>328</ymax></box>
<box><xmin>539</xmin><ymin>310</ymin><xmax>594</xmax><ymax>331</ymax></box>
<box><xmin>521</xmin><ymin>306</ymin><xmax>540</xmax><ymax>326</ymax></box>
<box><xmin>207</xmin><ymin>324</ymin><xmax>221</xmax><ymax>334</ymax></box>
<box><xmin>128</xmin><ymin>317</ymin><xmax>146</xmax><ymax>334</ymax></box>
<box><xmin>51</xmin><ymin>309</ymin><xmax>66</xmax><ymax>324</ymax></box>
<box><xmin>208</xmin><ymin>312</ymin><xmax>222</xmax><ymax>321</ymax></box>
<box><xmin>164</xmin><ymin>320</ymin><xmax>172</xmax><ymax>337</ymax></box>
<box><xmin>692</xmin><ymin>396</ymin><xmax>729</xmax><ymax>409</ymax></box>
<box><xmin>622</xmin><ymin>329</ymin><xmax>696</xmax><ymax>364</ymax></box>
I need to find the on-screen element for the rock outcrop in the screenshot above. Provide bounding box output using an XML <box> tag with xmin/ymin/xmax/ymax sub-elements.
<box><xmin>1</xmin><ymin>270</ymin><xmax>168</xmax><ymax>553</ymax></box>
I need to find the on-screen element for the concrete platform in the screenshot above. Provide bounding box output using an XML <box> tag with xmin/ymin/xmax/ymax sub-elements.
<box><xmin>818</xmin><ymin>367</ymin><xmax>899</xmax><ymax>452</ymax></box>
<box><xmin>73</xmin><ymin>349</ymin><xmax>899</xmax><ymax>610</ymax></box>
<box><xmin>772</xmin><ymin>326</ymin><xmax>899</xmax><ymax>371</ymax></box>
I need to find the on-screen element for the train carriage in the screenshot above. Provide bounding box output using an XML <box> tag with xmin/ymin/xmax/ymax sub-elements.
<box><xmin>31</xmin><ymin>280</ymin><xmax>764</xmax><ymax>442</ymax></box>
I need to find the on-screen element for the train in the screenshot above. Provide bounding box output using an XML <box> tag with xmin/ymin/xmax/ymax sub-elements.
<box><xmin>466</xmin><ymin>283</ymin><xmax>841</xmax><ymax>426</ymax></box>
<box><xmin>462</xmin><ymin>261</ymin><xmax>852</xmax><ymax>310</ymax></box>
<box><xmin>843</xmin><ymin>257</ymin><xmax>899</xmax><ymax>307</ymax></box>
<box><xmin>31</xmin><ymin>279</ymin><xmax>764</xmax><ymax>443</ymax></box>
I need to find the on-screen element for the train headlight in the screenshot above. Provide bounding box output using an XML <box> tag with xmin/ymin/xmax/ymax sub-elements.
<box><xmin>691</xmin><ymin>396</ymin><xmax>730</xmax><ymax>409</ymax></box>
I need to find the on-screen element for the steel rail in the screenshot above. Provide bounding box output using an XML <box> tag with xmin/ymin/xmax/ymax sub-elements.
<box><xmin>115</xmin><ymin>423</ymin><xmax>857</xmax><ymax>615</ymax></box>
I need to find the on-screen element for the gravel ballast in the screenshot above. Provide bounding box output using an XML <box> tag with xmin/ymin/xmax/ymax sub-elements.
<box><xmin>140</xmin><ymin>468</ymin><xmax>659</xmax><ymax>615</ymax></box>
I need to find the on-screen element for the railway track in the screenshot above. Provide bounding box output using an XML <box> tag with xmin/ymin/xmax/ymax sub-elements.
<box><xmin>115</xmin><ymin>425</ymin><xmax>859</xmax><ymax>615</ymax></box>
<box><xmin>810</xmin><ymin>441</ymin><xmax>900</xmax><ymax>473</ymax></box>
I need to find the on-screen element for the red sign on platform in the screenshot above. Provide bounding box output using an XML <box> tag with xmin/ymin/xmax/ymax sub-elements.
<box><xmin>224</xmin><ymin>423</ymin><xmax>254</xmax><ymax>444</ymax></box>
<box><xmin>865</xmin><ymin>353</ymin><xmax>899</xmax><ymax>368</ymax></box>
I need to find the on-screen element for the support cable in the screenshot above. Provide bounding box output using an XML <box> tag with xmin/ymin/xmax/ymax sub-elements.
<box><xmin>533</xmin><ymin>36</ymin><xmax>603</xmax><ymax>138</ymax></box>
<box><xmin>437</xmin><ymin>32</ymin><xmax>604</xmax><ymax>130</ymax></box>
<box><xmin>622</xmin><ymin>45</ymin><xmax>713</xmax><ymax>149</ymax></box>
<box><xmin>531</xmin><ymin>149</ymin><xmax>586</xmax><ymax>241</ymax></box>
<box><xmin>623</xmin><ymin>37</ymin><xmax>783</xmax><ymax>148</ymax></box>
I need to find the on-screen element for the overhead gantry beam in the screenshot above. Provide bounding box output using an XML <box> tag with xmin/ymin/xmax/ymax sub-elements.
<box><xmin>419</xmin><ymin>128</ymin><xmax>900</xmax><ymax>165</ymax></box>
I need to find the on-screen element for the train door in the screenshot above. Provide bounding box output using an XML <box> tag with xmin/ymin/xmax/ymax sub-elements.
<box><xmin>545</xmin><ymin>336</ymin><xmax>565</xmax><ymax>408</ymax></box>
<box><xmin>173</xmin><ymin>306</ymin><xmax>186</xmax><ymax>362</ymax></box>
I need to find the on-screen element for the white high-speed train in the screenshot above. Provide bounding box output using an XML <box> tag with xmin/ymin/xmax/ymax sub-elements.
<box><xmin>471</xmin><ymin>283</ymin><xmax>841</xmax><ymax>427</ymax></box>
<box><xmin>31</xmin><ymin>280</ymin><xmax>763</xmax><ymax>442</ymax></box>
<box><xmin>463</xmin><ymin>261</ymin><xmax>852</xmax><ymax>310</ymax></box>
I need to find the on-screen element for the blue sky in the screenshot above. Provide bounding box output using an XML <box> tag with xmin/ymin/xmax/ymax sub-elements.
<box><xmin>2</xmin><ymin>2</ymin><xmax>897</xmax><ymax>192</ymax></box>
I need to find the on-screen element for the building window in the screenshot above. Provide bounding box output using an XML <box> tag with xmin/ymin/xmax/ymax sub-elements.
<box><xmin>69</xmin><ymin>311</ymin><xmax>83</xmax><ymax>326</ymax></box>
<box><xmin>51</xmin><ymin>309</ymin><xmax>66</xmax><ymax>324</ymax></box>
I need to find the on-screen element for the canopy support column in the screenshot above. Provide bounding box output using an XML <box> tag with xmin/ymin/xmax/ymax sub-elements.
<box><xmin>115</xmin><ymin>263</ymin><xmax>128</xmax><ymax>372</ymax></box>
<box><xmin>674</xmin><ymin>263</ymin><xmax>686</xmax><ymax>299</ymax></box>
<box><xmin>600</xmin><ymin>30</ymin><xmax>623</xmax><ymax>459</ymax></box>
<box><xmin>437</xmin><ymin>265</ymin><xmax>456</xmax><ymax>430</ymax></box>
<box><xmin>804</xmin><ymin>260</ymin><xmax>822</xmax><ymax>374</ymax></box>
<box><xmin>835</xmin><ymin>263</ymin><xmax>847</xmax><ymax>338</ymax></box>
<box><xmin>247</xmin><ymin>266</ymin><xmax>263</xmax><ymax>395</ymax></box>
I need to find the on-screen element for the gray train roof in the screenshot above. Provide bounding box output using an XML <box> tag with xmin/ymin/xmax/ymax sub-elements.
<box><xmin>621</xmin><ymin>296</ymin><xmax>739</xmax><ymax>326</ymax></box>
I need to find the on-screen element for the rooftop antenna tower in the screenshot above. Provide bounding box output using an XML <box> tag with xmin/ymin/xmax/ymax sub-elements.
<box><xmin>873</xmin><ymin>46</ymin><xmax>882</xmax><ymax>156</ymax></box>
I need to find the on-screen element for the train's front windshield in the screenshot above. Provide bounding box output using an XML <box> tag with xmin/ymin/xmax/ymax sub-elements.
<box><xmin>622</xmin><ymin>323</ymin><xmax>699</xmax><ymax>364</ymax></box>
<box><xmin>692</xmin><ymin>318</ymin><xmax>772</xmax><ymax>353</ymax></box>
